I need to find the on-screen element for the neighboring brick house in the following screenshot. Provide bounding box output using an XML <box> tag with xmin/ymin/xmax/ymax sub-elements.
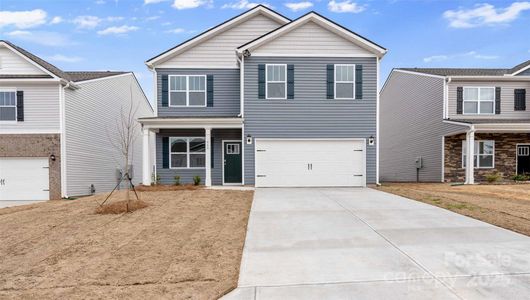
<box><xmin>0</xmin><ymin>40</ymin><xmax>153</xmax><ymax>203</ymax></box>
<box><xmin>380</xmin><ymin>62</ymin><xmax>530</xmax><ymax>184</ymax></box>
<box><xmin>140</xmin><ymin>5</ymin><xmax>386</xmax><ymax>187</ymax></box>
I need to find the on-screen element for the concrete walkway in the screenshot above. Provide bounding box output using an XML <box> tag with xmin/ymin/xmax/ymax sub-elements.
<box><xmin>223</xmin><ymin>188</ymin><xmax>530</xmax><ymax>299</ymax></box>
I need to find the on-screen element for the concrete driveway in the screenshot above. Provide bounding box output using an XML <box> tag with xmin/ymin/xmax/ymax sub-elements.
<box><xmin>224</xmin><ymin>188</ymin><xmax>530</xmax><ymax>299</ymax></box>
<box><xmin>0</xmin><ymin>200</ymin><xmax>45</xmax><ymax>209</ymax></box>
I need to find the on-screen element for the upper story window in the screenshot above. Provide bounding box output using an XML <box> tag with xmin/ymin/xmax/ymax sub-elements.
<box><xmin>266</xmin><ymin>64</ymin><xmax>286</xmax><ymax>99</ymax></box>
<box><xmin>335</xmin><ymin>64</ymin><xmax>355</xmax><ymax>99</ymax></box>
<box><xmin>169</xmin><ymin>75</ymin><xmax>206</xmax><ymax>107</ymax></box>
<box><xmin>0</xmin><ymin>90</ymin><xmax>16</xmax><ymax>121</ymax></box>
<box><xmin>463</xmin><ymin>87</ymin><xmax>495</xmax><ymax>115</ymax></box>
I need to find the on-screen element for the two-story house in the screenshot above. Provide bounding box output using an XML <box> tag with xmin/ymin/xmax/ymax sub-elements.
<box><xmin>140</xmin><ymin>5</ymin><xmax>386</xmax><ymax>187</ymax></box>
<box><xmin>0</xmin><ymin>40</ymin><xmax>153</xmax><ymax>204</ymax></box>
<box><xmin>380</xmin><ymin>61</ymin><xmax>530</xmax><ymax>184</ymax></box>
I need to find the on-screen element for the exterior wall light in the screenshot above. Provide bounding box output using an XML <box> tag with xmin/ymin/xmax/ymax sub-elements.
<box><xmin>50</xmin><ymin>154</ymin><xmax>56</xmax><ymax>161</ymax></box>
<box><xmin>368</xmin><ymin>136</ymin><xmax>375</xmax><ymax>146</ymax></box>
<box><xmin>246</xmin><ymin>134</ymin><xmax>253</xmax><ymax>144</ymax></box>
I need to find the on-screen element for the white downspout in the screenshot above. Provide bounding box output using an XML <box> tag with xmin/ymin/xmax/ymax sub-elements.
<box><xmin>237</xmin><ymin>52</ymin><xmax>245</xmax><ymax>185</ymax></box>
<box><xmin>59</xmin><ymin>81</ymin><xmax>72</xmax><ymax>198</ymax></box>
<box><xmin>376</xmin><ymin>57</ymin><xmax>380</xmax><ymax>186</ymax></box>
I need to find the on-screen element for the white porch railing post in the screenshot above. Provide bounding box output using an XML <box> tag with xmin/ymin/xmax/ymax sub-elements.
<box><xmin>465</xmin><ymin>130</ymin><xmax>475</xmax><ymax>184</ymax></box>
<box><xmin>142</xmin><ymin>128</ymin><xmax>151</xmax><ymax>186</ymax></box>
<box><xmin>205</xmin><ymin>127</ymin><xmax>212</xmax><ymax>187</ymax></box>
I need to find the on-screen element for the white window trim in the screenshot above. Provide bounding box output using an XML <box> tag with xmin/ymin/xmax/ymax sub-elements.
<box><xmin>265</xmin><ymin>64</ymin><xmax>287</xmax><ymax>100</ymax></box>
<box><xmin>334</xmin><ymin>64</ymin><xmax>356</xmax><ymax>100</ymax></box>
<box><xmin>169</xmin><ymin>136</ymin><xmax>206</xmax><ymax>169</ymax></box>
<box><xmin>462</xmin><ymin>140</ymin><xmax>495</xmax><ymax>169</ymax></box>
<box><xmin>0</xmin><ymin>88</ymin><xmax>17</xmax><ymax>123</ymax></box>
<box><xmin>463</xmin><ymin>86</ymin><xmax>495</xmax><ymax>115</ymax></box>
<box><xmin>168</xmin><ymin>75</ymin><xmax>207</xmax><ymax>107</ymax></box>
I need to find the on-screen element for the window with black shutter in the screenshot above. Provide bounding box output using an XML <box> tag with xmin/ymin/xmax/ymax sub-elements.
<box><xmin>514</xmin><ymin>89</ymin><xmax>526</xmax><ymax>111</ymax></box>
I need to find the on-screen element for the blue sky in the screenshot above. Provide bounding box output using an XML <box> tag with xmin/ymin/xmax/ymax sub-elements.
<box><xmin>1</xmin><ymin>0</ymin><xmax>529</xmax><ymax>103</ymax></box>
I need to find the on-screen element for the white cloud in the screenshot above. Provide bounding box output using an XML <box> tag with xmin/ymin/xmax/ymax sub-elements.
<box><xmin>222</xmin><ymin>0</ymin><xmax>269</xmax><ymax>9</ymax></box>
<box><xmin>6</xmin><ymin>30</ymin><xmax>73</xmax><ymax>46</ymax></box>
<box><xmin>50</xmin><ymin>16</ymin><xmax>63</xmax><ymax>24</ymax></box>
<box><xmin>144</xmin><ymin>0</ymin><xmax>168</xmax><ymax>3</ymax></box>
<box><xmin>165</xmin><ymin>27</ymin><xmax>186</xmax><ymax>33</ymax></box>
<box><xmin>328</xmin><ymin>0</ymin><xmax>365</xmax><ymax>13</ymax></box>
<box><xmin>95</xmin><ymin>0</ymin><xmax>106</xmax><ymax>4</ymax></box>
<box><xmin>47</xmin><ymin>54</ymin><xmax>83</xmax><ymax>63</ymax></box>
<box><xmin>73</xmin><ymin>15</ymin><xmax>102</xmax><ymax>29</ymax></box>
<box><xmin>145</xmin><ymin>16</ymin><xmax>161</xmax><ymax>21</ymax></box>
<box><xmin>443</xmin><ymin>2</ymin><xmax>530</xmax><ymax>28</ymax></box>
<box><xmin>423</xmin><ymin>51</ymin><xmax>499</xmax><ymax>63</ymax></box>
<box><xmin>97</xmin><ymin>25</ymin><xmax>139</xmax><ymax>35</ymax></box>
<box><xmin>106</xmin><ymin>16</ymin><xmax>125</xmax><ymax>22</ymax></box>
<box><xmin>172</xmin><ymin>0</ymin><xmax>210</xmax><ymax>9</ymax></box>
<box><xmin>0</xmin><ymin>9</ymin><xmax>47</xmax><ymax>29</ymax></box>
<box><xmin>284</xmin><ymin>1</ymin><xmax>313</xmax><ymax>11</ymax></box>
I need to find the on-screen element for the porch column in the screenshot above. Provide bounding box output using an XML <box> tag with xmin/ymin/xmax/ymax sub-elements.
<box><xmin>205</xmin><ymin>127</ymin><xmax>212</xmax><ymax>187</ymax></box>
<box><xmin>465</xmin><ymin>129</ymin><xmax>475</xmax><ymax>184</ymax></box>
<box><xmin>142</xmin><ymin>128</ymin><xmax>151</xmax><ymax>186</ymax></box>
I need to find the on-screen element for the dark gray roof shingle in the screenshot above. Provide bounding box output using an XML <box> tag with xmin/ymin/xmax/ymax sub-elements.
<box><xmin>1</xmin><ymin>40</ymin><xmax>129</xmax><ymax>82</ymax></box>
<box><xmin>510</xmin><ymin>60</ymin><xmax>530</xmax><ymax>74</ymax></box>
<box><xmin>398</xmin><ymin>60</ymin><xmax>530</xmax><ymax>77</ymax></box>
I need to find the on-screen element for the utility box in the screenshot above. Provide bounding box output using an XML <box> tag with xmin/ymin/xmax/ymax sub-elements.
<box><xmin>415</xmin><ymin>157</ymin><xmax>423</xmax><ymax>169</ymax></box>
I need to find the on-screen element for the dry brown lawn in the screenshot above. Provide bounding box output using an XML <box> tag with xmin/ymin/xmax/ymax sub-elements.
<box><xmin>376</xmin><ymin>183</ymin><xmax>530</xmax><ymax>236</ymax></box>
<box><xmin>0</xmin><ymin>188</ymin><xmax>253</xmax><ymax>299</ymax></box>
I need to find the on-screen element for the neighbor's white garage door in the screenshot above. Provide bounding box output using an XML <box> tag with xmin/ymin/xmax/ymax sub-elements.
<box><xmin>0</xmin><ymin>157</ymin><xmax>49</xmax><ymax>201</ymax></box>
<box><xmin>255</xmin><ymin>139</ymin><xmax>366</xmax><ymax>187</ymax></box>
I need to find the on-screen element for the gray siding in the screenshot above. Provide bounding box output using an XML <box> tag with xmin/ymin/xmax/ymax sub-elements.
<box><xmin>156</xmin><ymin>68</ymin><xmax>240</xmax><ymax>117</ymax></box>
<box><xmin>380</xmin><ymin>71</ymin><xmax>464</xmax><ymax>182</ymax></box>
<box><xmin>447</xmin><ymin>81</ymin><xmax>530</xmax><ymax>120</ymax></box>
<box><xmin>0</xmin><ymin>82</ymin><xmax>60</xmax><ymax>133</ymax></box>
<box><xmin>243</xmin><ymin>56</ymin><xmax>378</xmax><ymax>185</ymax></box>
<box><xmin>516</xmin><ymin>69</ymin><xmax>530</xmax><ymax>76</ymax></box>
<box><xmin>156</xmin><ymin>129</ymin><xmax>241</xmax><ymax>185</ymax></box>
<box><xmin>64</xmin><ymin>74</ymin><xmax>153</xmax><ymax>196</ymax></box>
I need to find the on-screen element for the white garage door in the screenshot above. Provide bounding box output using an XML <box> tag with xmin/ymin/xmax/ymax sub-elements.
<box><xmin>0</xmin><ymin>158</ymin><xmax>49</xmax><ymax>201</ymax></box>
<box><xmin>255</xmin><ymin>139</ymin><xmax>366</xmax><ymax>187</ymax></box>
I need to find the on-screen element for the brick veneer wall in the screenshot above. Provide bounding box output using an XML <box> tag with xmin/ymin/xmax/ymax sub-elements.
<box><xmin>0</xmin><ymin>134</ymin><xmax>61</xmax><ymax>199</ymax></box>
<box><xmin>444</xmin><ymin>133</ymin><xmax>530</xmax><ymax>182</ymax></box>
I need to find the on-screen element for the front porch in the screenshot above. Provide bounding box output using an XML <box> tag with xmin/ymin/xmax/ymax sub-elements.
<box><xmin>444</xmin><ymin>120</ymin><xmax>530</xmax><ymax>183</ymax></box>
<box><xmin>139</xmin><ymin>117</ymin><xmax>244</xmax><ymax>186</ymax></box>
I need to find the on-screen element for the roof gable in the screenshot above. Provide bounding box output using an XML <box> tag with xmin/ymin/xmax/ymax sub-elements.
<box><xmin>146</xmin><ymin>5</ymin><xmax>290</xmax><ymax>67</ymax></box>
<box><xmin>0</xmin><ymin>41</ymin><xmax>63</xmax><ymax>78</ymax></box>
<box><xmin>238</xmin><ymin>12</ymin><xmax>386</xmax><ymax>57</ymax></box>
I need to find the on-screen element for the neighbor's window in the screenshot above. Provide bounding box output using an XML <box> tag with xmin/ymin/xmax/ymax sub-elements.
<box><xmin>462</xmin><ymin>140</ymin><xmax>494</xmax><ymax>168</ymax></box>
<box><xmin>170</xmin><ymin>137</ymin><xmax>205</xmax><ymax>168</ymax></box>
<box><xmin>463</xmin><ymin>87</ymin><xmax>495</xmax><ymax>114</ymax></box>
<box><xmin>266</xmin><ymin>64</ymin><xmax>286</xmax><ymax>99</ymax></box>
<box><xmin>169</xmin><ymin>75</ymin><xmax>206</xmax><ymax>107</ymax></box>
<box><xmin>0</xmin><ymin>91</ymin><xmax>16</xmax><ymax>121</ymax></box>
<box><xmin>335</xmin><ymin>64</ymin><xmax>355</xmax><ymax>99</ymax></box>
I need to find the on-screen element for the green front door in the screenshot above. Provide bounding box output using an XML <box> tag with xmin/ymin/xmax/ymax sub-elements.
<box><xmin>224</xmin><ymin>141</ymin><xmax>242</xmax><ymax>184</ymax></box>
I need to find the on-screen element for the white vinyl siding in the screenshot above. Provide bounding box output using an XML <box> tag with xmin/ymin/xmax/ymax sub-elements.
<box><xmin>157</xmin><ymin>14</ymin><xmax>283</xmax><ymax>68</ymax></box>
<box><xmin>265</xmin><ymin>64</ymin><xmax>286</xmax><ymax>99</ymax></box>
<box><xmin>462</xmin><ymin>140</ymin><xmax>495</xmax><ymax>169</ymax></box>
<box><xmin>0</xmin><ymin>90</ymin><xmax>16</xmax><ymax>121</ymax></box>
<box><xmin>335</xmin><ymin>64</ymin><xmax>355</xmax><ymax>99</ymax></box>
<box><xmin>169</xmin><ymin>137</ymin><xmax>205</xmax><ymax>169</ymax></box>
<box><xmin>0</xmin><ymin>82</ymin><xmax>60</xmax><ymax>133</ymax></box>
<box><xmin>0</xmin><ymin>46</ymin><xmax>48</xmax><ymax>75</ymax></box>
<box><xmin>251</xmin><ymin>21</ymin><xmax>374</xmax><ymax>56</ymax></box>
<box><xmin>169</xmin><ymin>75</ymin><xmax>206</xmax><ymax>107</ymax></box>
<box><xmin>463</xmin><ymin>87</ymin><xmax>495</xmax><ymax>115</ymax></box>
<box><xmin>64</xmin><ymin>74</ymin><xmax>153</xmax><ymax>196</ymax></box>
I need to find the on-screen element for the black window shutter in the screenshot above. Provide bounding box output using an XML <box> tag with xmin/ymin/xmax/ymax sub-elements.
<box><xmin>326</xmin><ymin>64</ymin><xmax>334</xmax><ymax>99</ymax></box>
<box><xmin>355</xmin><ymin>65</ymin><xmax>363</xmax><ymax>99</ymax></box>
<box><xmin>16</xmin><ymin>91</ymin><xmax>24</xmax><ymax>121</ymax></box>
<box><xmin>258</xmin><ymin>64</ymin><xmax>265</xmax><ymax>99</ymax></box>
<box><xmin>495</xmin><ymin>87</ymin><xmax>501</xmax><ymax>114</ymax></box>
<box><xmin>207</xmin><ymin>75</ymin><xmax>214</xmax><ymax>107</ymax></box>
<box><xmin>287</xmin><ymin>64</ymin><xmax>294</xmax><ymax>99</ymax></box>
<box><xmin>514</xmin><ymin>89</ymin><xmax>526</xmax><ymax>111</ymax></box>
<box><xmin>162</xmin><ymin>137</ymin><xmax>169</xmax><ymax>168</ymax></box>
<box><xmin>456</xmin><ymin>87</ymin><xmax>463</xmax><ymax>114</ymax></box>
<box><xmin>161</xmin><ymin>74</ymin><xmax>169</xmax><ymax>107</ymax></box>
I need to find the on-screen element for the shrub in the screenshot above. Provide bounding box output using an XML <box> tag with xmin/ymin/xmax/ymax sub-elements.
<box><xmin>485</xmin><ymin>172</ymin><xmax>501</xmax><ymax>183</ymax></box>
<box><xmin>193</xmin><ymin>176</ymin><xmax>201</xmax><ymax>186</ymax></box>
<box><xmin>156</xmin><ymin>174</ymin><xmax>161</xmax><ymax>185</ymax></box>
<box><xmin>174</xmin><ymin>175</ymin><xmax>181</xmax><ymax>186</ymax></box>
<box><xmin>512</xmin><ymin>174</ymin><xmax>529</xmax><ymax>182</ymax></box>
